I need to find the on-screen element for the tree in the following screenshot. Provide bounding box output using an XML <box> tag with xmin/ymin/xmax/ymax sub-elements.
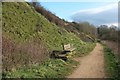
<box><xmin>97</xmin><ymin>25</ymin><xmax>118</xmax><ymax>41</ymax></box>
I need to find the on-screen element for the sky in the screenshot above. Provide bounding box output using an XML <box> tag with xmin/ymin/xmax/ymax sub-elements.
<box><xmin>40</xmin><ymin>2</ymin><xmax>118</xmax><ymax>27</ymax></box>
<box><xmin>24</xmin><ymin>0</ymin><xmax>119</xmax><ymax>27</ymax></box>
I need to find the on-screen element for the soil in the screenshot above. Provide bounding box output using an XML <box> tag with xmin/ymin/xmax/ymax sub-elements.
<box><xmin>68</xmin><ymin>43</ymin><xmax>106</xmax><ymax>78</ymax></box>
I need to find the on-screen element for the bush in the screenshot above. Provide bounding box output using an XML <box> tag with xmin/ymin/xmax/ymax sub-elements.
<box><xmin>2</xmin><ymin>36</ymin><xmax>49</xmax><ymax>71</ymax></box>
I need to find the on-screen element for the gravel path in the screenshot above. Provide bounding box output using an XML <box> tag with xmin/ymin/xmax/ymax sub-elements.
<box><xmin>68</xmin><ymin>43</ymin><xmax>106</xmax><ymax>78</ymax></box>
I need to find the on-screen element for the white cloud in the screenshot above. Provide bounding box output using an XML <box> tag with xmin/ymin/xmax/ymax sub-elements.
<box><xmin>100</xmin><ymin>23</ymin><xmax>118</xmax><ymax>27</ymax></box>
<box><xmin>71</xmin><ymin>3</ymin><xmax>118</xmax><ymax>27</ymax></box>
<box><xmin>72</xmin><ymin>3</ymin><xmax>117</xmax><ymax>14</ymax></box>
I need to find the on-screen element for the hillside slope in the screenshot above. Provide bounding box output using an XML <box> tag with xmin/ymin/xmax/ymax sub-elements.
<box><xmin>2</xmin><ymin>2</ymin><xmax>95</xmax><ymax>73</ymax></box>
<box><xmin>31</xmin><ymin>3</ymin><xmax>97</xmax><ymax>42</ymax></box>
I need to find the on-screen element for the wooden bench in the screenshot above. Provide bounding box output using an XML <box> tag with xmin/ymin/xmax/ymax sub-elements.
<box><xmin>50</xmin><ymin>44</ymin><xmax>75</xmax><ymax>61</ymax></box>
<box><xmin>63</xmin><ymin>44</ymin><xmax>75</xmax><ymax>52</ymax></box>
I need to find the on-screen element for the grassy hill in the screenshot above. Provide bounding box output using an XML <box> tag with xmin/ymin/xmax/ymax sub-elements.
<box><xmin>2</xmin><ymin>2</ymin><xmax>95</xmax><ymax>78</ymax></box>
<box><xmin>31</xmin><ymin>2</ymin><xmax>97</xmax><ymax>42</ymax></box>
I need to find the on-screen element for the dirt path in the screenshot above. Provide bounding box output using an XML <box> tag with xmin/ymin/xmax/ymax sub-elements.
<box><xmin>68</xmin><ymin>43</ymin><xmax>106</xmax><ymax>78</ymax></box>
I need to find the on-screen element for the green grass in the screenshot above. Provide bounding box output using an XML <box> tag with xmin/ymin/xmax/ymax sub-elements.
<box><xmin>2</xmin><ymin>2</ymin><xmax>96</xmax><ymax>78</ymax></box>
<box><xmin>2</xmin><ymin>2</ymin><xmax>94</xmax><ymax>51</ymax></box>
<box><xmin>103</xmin><ymin>45</ymin><xmax>120</xmax><ymax>80</ymax></box>
<box><xmin>3</xmin><ymin>59</ymin><xmax>79</xmax><ymax>78</ymax></box>
<box><xmin>73</xmin><ymin>42</ymin><xmax>96</xmax><ymax>57</ymax></box>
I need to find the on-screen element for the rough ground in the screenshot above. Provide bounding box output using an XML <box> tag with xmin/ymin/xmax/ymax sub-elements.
<box><xmin>68</xmin><ymin>43</ymin><xmax>106</xmax><ymax>78</ymax></box>
<box><xmin>102</xmin><ymin>40</ymin><xmax>119</xmax><ymax>55</ymax></box>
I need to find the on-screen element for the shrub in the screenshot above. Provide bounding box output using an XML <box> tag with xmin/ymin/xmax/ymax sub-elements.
<box><xmin>2</xmin><ymin>36</ymin><xmax>49</xmax><ymax>71</ymax></box>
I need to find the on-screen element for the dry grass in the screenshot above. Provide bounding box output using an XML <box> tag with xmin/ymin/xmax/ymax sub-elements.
<box><xmin>2</xmin><ymin>36</ymin><xmax>49</xmax><ymax>71</ymax></box>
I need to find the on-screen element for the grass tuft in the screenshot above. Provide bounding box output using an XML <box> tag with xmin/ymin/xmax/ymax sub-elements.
<box><xmin>3</xmin><ymin>59</ymin><xmax>79</xmax><ymax>78</ymax></box>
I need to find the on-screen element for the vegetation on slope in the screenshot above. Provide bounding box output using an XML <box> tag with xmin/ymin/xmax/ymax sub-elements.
<box><xmin>2</xmin><ymin>2</ymin><xmax>96</xmax><ymax>78</ymax></box>
<box><xmin>3</xmin><ymin>59</ymin><xmax>79</xmax><ymax>78</ymax></box>
<box><xmin>103</xmin><ymin>45</ymin><xmax>120</xmax><ymax>79</ymax></box>
<box><xmin>31</xmin><ymin>2</ymin><xmax>97</xmax><ymax>42</ymax></box>
<box><xmin>97</xmin><ymin>25</ymin><xmax>118</xmax><ymax>42</ymax></box>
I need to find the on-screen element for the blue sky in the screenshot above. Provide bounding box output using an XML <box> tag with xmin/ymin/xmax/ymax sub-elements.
<box><xmin>40</xmin><ymin>2</ymin><xmax>108</xmax><ymax>21</ymax></box>
<box><xmin>40</xmin><ymin>2</ymin><xmax>118</xmax><ymax>26</ymax></box>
